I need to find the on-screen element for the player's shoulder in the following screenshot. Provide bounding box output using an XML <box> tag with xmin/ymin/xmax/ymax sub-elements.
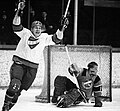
<box><xmin>41</xmin><ymin>32</ymin><xmax>49</xmax><ymax>36</ymax></box>
<box><xmin>40</xmin><ymin>33</ymin><xmax>53</xmax><ymax>40</ymax></box>
<box><xmin>18</xmin><ymin>27</ymin><xmax>31</xmax><ymax>34</ymax></box>
<box><xmin>24</xmin><ymin>27</ymin><xmax>31</xmax><ymax>32</ymax></box>
<box><xmin>94</xmin><ymin>75</ymin><xmax>101</xmax><ymax>83</ymax></box>
<box><xmin>81</xmin><ymin>68</ymin><xmax>87</xmax><ymax>75</ymax></box>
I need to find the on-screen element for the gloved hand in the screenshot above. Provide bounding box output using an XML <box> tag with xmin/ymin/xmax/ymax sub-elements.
<box><xmin>59</xmin><ymin>16</ymin><xmax>69</xmax><ymax>31</ymax></box>
<box><xmin>94</xmin><ymin>97</ymin><xmax>103</xmax><ymax>107</ymax></box>
<box><xmin>16</xmin><ymin>0</ymin><xmax>25</xmax><ymax>16</ymax></box>
<box><xmin>68</xmin><ymin>63</ymin><xmax>80</xmax><ymax>77</ymax></box>
<box><xmin>18</xmin><ymin>0</ymin><xmax>25</xmax><ymax>10</ymax></box>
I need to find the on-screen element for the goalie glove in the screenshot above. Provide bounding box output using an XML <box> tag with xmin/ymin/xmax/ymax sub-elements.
<box><xmin>68</xmin><ymin>63</ymin><xmax>80</xmax><ymax>77</ymax></box>
<box><xmin>59</xmin><ymin>16</ymin><xmax>69</xmax><ymax>31</ymax></box>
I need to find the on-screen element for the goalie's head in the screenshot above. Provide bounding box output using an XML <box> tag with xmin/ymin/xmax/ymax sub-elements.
<box><xmin>87</xmin><ymin>62</ymin><xmax>98</xmax><ymax>76</ymax></box>
<box><xmin>31</xmin><ymin>21</ymin><xmax>42</xmax><ymax>38</ymax></box>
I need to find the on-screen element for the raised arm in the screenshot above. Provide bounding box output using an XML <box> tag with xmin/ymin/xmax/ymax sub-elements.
<box><xmin>52</xmin><ymin>17</ymin><xmax>69</xmax><ymax>44</ymax></box>
<box><xmin>13</xmin><ymin>0</ymin><xmax>25</xmax><ymax>25</ymax></box>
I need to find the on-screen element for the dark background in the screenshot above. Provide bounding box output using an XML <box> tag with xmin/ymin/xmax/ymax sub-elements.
<box><xmin>0</xmin><ymin>0</ymin><xmax>120</xmax><ymax>48</ymax></box>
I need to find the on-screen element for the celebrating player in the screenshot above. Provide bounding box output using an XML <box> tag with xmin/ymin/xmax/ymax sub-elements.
<box><xmin>1</xmin><ymin>1</ymin><xmax>69</xmax><ymax>111</ymax></box>
<box><xmin>52</xmin><ymin>62</ymin><xmax>103</xmax><ymax>108</ymax></box>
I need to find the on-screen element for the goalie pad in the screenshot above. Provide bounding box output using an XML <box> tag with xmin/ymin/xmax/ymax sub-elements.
<box><xmin>56</xmin><ymin>88</ymin><xmax>81</xmax><ymax>108</ymax></box>
<box><xmin>52</xmin><ymin>76</ymin><xmax>67</xmax><ymax>103</ymax></box>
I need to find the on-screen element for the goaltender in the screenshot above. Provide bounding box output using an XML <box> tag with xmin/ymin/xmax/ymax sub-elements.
<box><xmin>52</xmin><ymin>62</ymin><xmax>103</xmax><ymax>108</ymax></box>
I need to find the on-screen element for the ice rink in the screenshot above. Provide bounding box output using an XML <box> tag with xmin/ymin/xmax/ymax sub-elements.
<box><xmin>0</xmin><ymin>88</ymin><xmax>120</xmax><ymax>111</ymax></box>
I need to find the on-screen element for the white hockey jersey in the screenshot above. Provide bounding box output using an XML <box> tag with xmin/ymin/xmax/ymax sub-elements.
<box><xmin>13</xmin><ymin>27</ymin><xmax>62</xmax><ymax>65</ymax></box>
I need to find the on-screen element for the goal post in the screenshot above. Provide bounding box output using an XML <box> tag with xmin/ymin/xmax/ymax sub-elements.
<box><xmin>43</xmin><ymin>45</ymin><xmax>112</xmax><ymax>103</ymax></box>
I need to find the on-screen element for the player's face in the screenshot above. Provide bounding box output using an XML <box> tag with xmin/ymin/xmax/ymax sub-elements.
<box><xmin>31</xmin><ymin>25</ymin><xmax>42</xmax><ymax>38</ymax></box>
<box><xmin>88</xmin><ymin>65</ymin><xmax>98</xmax><ymax>76</ymax></box>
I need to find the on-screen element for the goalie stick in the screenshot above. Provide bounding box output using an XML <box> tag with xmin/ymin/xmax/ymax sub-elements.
<box><xmin>65</xmin><ymin>45</ymin><xmax>88</xmax><ymax>103</ymax></box>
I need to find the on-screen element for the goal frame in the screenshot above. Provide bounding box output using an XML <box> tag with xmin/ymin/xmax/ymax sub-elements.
<box><xmin>45</xmin><ymin>45</ymin><xmax>112</xmax><ymax>103</ymax></box>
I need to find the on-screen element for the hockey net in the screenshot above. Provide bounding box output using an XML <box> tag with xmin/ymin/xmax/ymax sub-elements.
<box><xmin>40</xmin><ymin>45</ymin><xmax>112</xmax><ymax>103</ymax></box>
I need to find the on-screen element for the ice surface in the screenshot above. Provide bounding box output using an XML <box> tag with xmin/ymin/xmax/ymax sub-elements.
<box><xmin>0</xmin><ymin>88</ymin><xmax>120</xmax><ymax>111</ymax></box>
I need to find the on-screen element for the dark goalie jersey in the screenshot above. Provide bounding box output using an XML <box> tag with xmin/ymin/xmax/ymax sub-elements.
<box><xmin>76</xmin><ymin>68</ymin><xmax>102</xmax><ymax>99</ymax></box>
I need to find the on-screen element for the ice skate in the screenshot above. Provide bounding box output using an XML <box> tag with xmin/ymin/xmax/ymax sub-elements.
<box><xmin>2</xmin><ymin>104</ymin><xmax>9</xmax><ymax>111</ymax></box>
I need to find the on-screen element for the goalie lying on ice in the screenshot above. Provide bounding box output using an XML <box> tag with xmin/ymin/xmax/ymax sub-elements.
<box><xmin>52</xmin><ymin>62</ymin><xmax>103</xmax><ymax>108</ymax></box>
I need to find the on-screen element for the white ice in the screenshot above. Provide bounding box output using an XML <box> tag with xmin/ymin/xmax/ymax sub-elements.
<box><xmin>0</xmin><ymin>88</ymin><xmax>120</xmax><ymax>111</ymax></box>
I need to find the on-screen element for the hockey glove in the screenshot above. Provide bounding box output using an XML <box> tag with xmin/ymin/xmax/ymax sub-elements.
<box><xmin>68</xmin><ymin>63</ymin><xmax>80</xmax><ymax>77</ymax></box>
<box><xmin>94</xmin><ymin>97</ymin><xmax>103</xmax><ymax>107</ymax></box>
<box><xmin>59</xmin><ymin>16</ymin><xmax>69</xmax><ymax>31</ymax></box>
<box><xmin>18</xmin><ymin>0</ymin><xmax>25</xmax><ymax>10</ymax></box>
<box><xmin>16</xmin><ymin>0</ymin><xmax>25</xmax><ymax>16</ymax></box>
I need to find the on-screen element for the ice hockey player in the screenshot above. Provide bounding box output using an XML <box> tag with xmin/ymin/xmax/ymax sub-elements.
<box><xmin>52</xmin><ymin>62</ymin><xmax>103</xmax><ymax>108</ymax></box>
<box><xmin>1</xmin><ymin>1</ymin><xmax>69</xmax><ymax>111</ymax></box>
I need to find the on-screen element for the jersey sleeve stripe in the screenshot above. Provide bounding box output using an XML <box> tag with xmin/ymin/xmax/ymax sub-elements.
<box><xmin>52</xmin><ymin>33</ymin><xmax>61</xmax><ymax>44</ymax></box>
<box><xmin>12</xmin><ymin>24</ymin><xmax>23</xmax><ymax>32</ymax></box>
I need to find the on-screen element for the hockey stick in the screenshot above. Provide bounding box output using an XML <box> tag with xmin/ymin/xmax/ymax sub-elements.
<box><xmin>65</xmin><ymin>45</ymin><xmax>88</xmax><ymax>103</ymax></box>
<box><xmin>64</xmin><ymin>0</ymin><xmax>71</xmax><ymax>18</ymax></box>
<box><xmin>60</xmin><ymin>0</ymin><xmax>71</xmax><ymax>31</ymax></box>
